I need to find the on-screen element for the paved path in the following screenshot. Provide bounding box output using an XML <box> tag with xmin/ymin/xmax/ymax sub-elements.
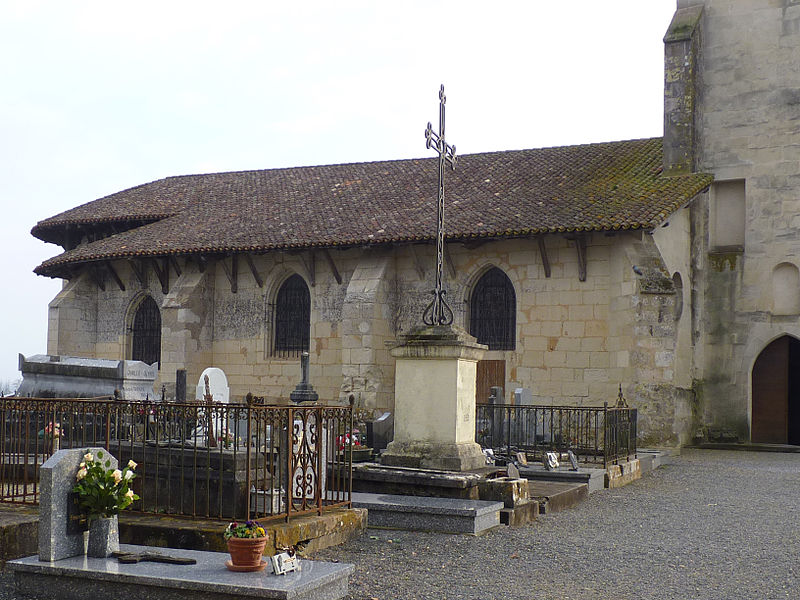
<box><xmin>2</xmin><ymin>450</ymin><xmax>798</xmax><ymax>599</ymax></box>
<box><xmin>313</xmin><ymin>450</ymin><xmax>800</xmax><ymax>600</ymax></box>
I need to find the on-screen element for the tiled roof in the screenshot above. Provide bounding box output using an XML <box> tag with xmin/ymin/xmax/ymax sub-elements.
<box><xmin>33</xmin><ymin>137</ymin><xmax>713</xmax><ymax>278</ymax></box>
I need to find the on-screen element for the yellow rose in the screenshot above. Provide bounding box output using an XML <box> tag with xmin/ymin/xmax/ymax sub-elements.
<box><xmin>112</xmin><ymin>469</ymin><xmax>122</xmax><ymax>483</ymax></box>
<box><xmin>84</xmin><ymin>452</ymin><xmax>94</xmax><ymax>462</ymax></box>
<box><xmin>128</xmin><ymin>460</ymin><xmax>137</xmax><ymax>469</ymax></box>
<box><xmin>125</xmin><ymin>489</ymin><xmax>135</xmax><ymax>500</ymax></box>
<box><xmin>76</xmin><ymin>468</ymin><xmax>87</xmax><ymax>481</ymax></box>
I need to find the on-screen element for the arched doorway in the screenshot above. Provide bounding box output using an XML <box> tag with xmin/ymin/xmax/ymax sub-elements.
<box><xmin>752</xmin><ymin>335</ymin><xmax>800</xmax><ymax>444</ymax></box>
<box><xmin>131</xmin><ymin>296</ymin><xmax>161</xmax><ymax>367</ymax></box>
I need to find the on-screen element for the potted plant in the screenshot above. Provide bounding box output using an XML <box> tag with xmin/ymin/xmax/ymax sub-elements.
<box><xmin>224</xmin><ymin>520</ymin><xmax>269</xmax><ymax>571</ymax></box>
<box><xmin>73</xmin><ymin>450</ymin><xmax>139</xmax><ymax>557</ymax></box>
<box><xmin>337</xmin><ymin>429</ymin><xmax>373</xmax><ymax>462</ymax></box>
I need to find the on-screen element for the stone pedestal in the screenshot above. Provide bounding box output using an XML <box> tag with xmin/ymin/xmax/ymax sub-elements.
<box><xmin>381</xmin><ymin>325</ymin><xmax>486</xmax><ymax>472</ymax></box>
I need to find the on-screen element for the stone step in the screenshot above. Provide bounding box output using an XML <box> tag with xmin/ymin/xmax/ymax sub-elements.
<box><xmin>9</xmin><ymin>544</ymin><xmax>354</xmax><ymax>600</ymax></box>
<box><xmin>526</xmin><ymin>481</ymin><xmax>588</xmax><ymax>514</ymax></box>
<box><xmin>352</xmin><ymin>491</ymin><xmax>503</xmax><ymax>535</ymax></box>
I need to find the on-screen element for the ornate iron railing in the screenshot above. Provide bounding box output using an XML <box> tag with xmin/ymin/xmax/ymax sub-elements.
<box><xmin>475</xmin><ymin>403</ymin><xmax>637</xmax><ymax>467</ymax></box>
<box><xmin>0</xmin><ymin>397</ymin><xmax>353</xmax><ymax>521</ymax></box>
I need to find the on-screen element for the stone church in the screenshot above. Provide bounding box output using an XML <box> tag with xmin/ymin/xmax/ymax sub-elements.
<box><xmin>29</xmin><ymin>0</ymin><xmax>800</xmax><ymax>447</ymax></box>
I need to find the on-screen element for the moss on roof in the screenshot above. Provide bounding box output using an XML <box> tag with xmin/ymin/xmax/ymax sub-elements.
<box><xmin>33</xmin><ymin>137</ymin><xmax>713</xmax><ymax>278</ymax></box>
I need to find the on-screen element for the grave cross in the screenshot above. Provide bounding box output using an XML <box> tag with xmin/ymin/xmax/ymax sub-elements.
<box><xmin>422</xmin><ymin>84</ymin><xmax>457</xmax><ymax>327</ymax></box>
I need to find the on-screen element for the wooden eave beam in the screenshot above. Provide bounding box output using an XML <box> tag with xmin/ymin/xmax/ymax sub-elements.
<box><xmin>220</xmin><ymin>255</ymin><xmax>238</xmax><ymax>293</ymax></box>
<box><xmin>301</xmin><ymin>252</ymin><xmax>316</xmax><ymax>287</ymax></box>
<box><xmin>89</xmin><ymin>265</ymin><xmax>106</xmax><ymax>291</ymax></box>
<box><xmin>151</xmin><ymin>258</ymin><xmax>169</xmax><ymax>294</ymax></box>
<box><xmin>322</xmin><ymin>249</ymin><xmax>342</xmax><ymax>284</ymax></box>
<box><xmin>105</xmin><ymin>261</ymin><xmax>126</xmax><ymax>291</ymax></box>
<box><xmin>565</xmin><ymin>234</ymin><xmax>588</xmax><ymax>282</ymax></box>
<box><xmin>244</xmin><ymin>254</ymin><xmax>264</xmax><ymax>288</ymax></box>
<box><xmin>170</xmin><ymin>256</ymin><xmax>182</xmax><ymax>278</ymax></box>
<box><xmin>537</xmin><ymin>237</ymin><xmax>551</xmax><ymax>278</ymax></box>
<box><xmin>128</xmin><ymin>259</ymin><xmax>147</xmax><ymax>288</ymax></box>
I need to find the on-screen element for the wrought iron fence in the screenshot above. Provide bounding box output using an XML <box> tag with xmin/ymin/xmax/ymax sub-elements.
<box><xmin>0</xmin><ymin>397</ymin><xmax>353</xmax><ymax>521</ymax></box>
<box><xmin>475</xmin><ymin>403</ymin><xmax>637</xmax><ymax>467</ymax></box>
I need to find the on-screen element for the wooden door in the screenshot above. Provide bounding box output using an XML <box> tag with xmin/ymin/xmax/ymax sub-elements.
<box><xmin>752</xmin><ymin>337</ymin><xmax>789</xmax><ymax>443</ymax></box>
<box><xmin>476</xmin><ymin>360</ymin><xmax>505</xmax><ymax>404</ymax></box>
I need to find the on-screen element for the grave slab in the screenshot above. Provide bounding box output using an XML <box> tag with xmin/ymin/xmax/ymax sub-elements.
<box><xmin>352</xmin><ymin>491</ymin><xmax>502</xmax><ymax>535</ymax></box>
<box><xmin>526</xmin><ymin>481</ymin><xmax>588</xmax><ymax>514</ymax></box>
<box><xmin>517</xmin><ymin>464</ymin><xmax>606</xmax><ymax>494</ymax></box>
<box><xmin>9</xmin><ymin>544</ymin><xmax>353</xmax><ymax>600</ymax></box>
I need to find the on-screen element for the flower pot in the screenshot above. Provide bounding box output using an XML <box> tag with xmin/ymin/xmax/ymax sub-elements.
<box><xmin>226</xmin><ymin>537</ymin><xmax>268</xmax><ymax>572</ymax></box>
<box><xmin>87</xmin><ymin>515</ymin><xmax>119</xmax><ymax>558</ymax></box>
<box><xmin>342</xmin><ymin>447</ymin><xmax>373</xmax><ymax>462</ymax></box>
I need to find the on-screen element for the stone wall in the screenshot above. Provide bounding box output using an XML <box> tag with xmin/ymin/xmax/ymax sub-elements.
<box><xmin>677</xmin><ymin>0</ymin><xmax>800</xmax><ymax>441</ymax></box>
<box><xmin>44</xmin><ymin>229</ymin><xmax>692</xmax><ymax>443</ymax></box>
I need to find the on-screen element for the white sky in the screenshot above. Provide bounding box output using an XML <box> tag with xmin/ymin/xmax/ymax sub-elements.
<box><xmin>0</xmin><ymin>0</ymin><xmax>676</xmax><ymax>385</ymax></box>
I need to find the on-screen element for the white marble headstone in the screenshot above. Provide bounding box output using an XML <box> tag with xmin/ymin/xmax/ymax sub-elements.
<box><xmin>39</xmin><ymin>447</ymin><xmax>117</xmax><ymax>561</ymax></box>
<box><xmin>195</xmin><ymin>367</ymin><xmax>230</xmax><ymax>404</ymax></box>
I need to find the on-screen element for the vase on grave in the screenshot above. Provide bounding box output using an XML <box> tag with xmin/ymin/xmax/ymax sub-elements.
<box><xmin>226</xmin><ymin>537</ymin><xmax>269</xmax><ymax>572</ymax></box>
<box><xmin>86</xmin><ymin>515</ymin><xmax>119</xmax><ymax>558</ymax></box>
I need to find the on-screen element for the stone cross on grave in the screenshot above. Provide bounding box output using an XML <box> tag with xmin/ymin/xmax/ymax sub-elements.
<box><xmin>422</xmin><ymin>84</ymin><xmax>458</xmax><ymax>327</ymax></box>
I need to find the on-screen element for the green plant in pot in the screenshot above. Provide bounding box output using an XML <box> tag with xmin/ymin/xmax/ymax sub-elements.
<box><xmin>73</xmin><ymin>450</ymin><xmax>139</xmax><ymax>557</ymax></box>
<box><xmin>224</xmin><ymin>520</ymin><xmax>269</xmax><ymax>571</ymax></box>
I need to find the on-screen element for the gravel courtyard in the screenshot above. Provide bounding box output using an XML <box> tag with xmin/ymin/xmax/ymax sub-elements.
<box><xmin>313</xmin><ymin>450</ymin><xmax>800</xmax><ymax>600</ymax></box>
<box><xmin>1</xmin><ymin>449</ymin><xmax>797</xmax><ymax>599</ymax></box>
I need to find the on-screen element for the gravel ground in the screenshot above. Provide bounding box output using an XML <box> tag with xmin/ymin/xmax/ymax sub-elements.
<box><xmin>313</xmin><ymin>450</ymin><xmax>800</xmax><ymax>600</ymax></box>
<box><xmin>1</xmin><ymin>449</ymin><xmax>798</xmax><ymax>599</ymax></box>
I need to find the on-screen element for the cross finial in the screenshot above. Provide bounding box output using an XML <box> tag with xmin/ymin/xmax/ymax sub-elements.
<box><xmin>422</xmin><ymin>84</ymin><xmax>457</xmax><ymax>327</ymax></box>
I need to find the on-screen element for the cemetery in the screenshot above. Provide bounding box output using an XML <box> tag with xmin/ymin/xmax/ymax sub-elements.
<box><xmin>1</xmin><ymin>330</ymin><xmax>644</xmax><ymax>599</ymax></box>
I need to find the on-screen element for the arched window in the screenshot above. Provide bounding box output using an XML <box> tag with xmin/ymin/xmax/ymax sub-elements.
<box><xmin>131</xmin><ymin>296</ymin><xmax>161</xmax><ymax>367</ymax></box>
<box><xmin>469</xmin><ymin>267</ymin><xmax>516</xmax><ymax>350</ymax></box>
<box><xmin>274</xmin><ymin>274</ymin><xmax>310</xmax><ymax>356</ymax></box>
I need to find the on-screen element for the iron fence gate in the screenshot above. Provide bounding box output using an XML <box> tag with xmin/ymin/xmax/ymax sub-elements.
<box><xmin>476</xmin><ymin>402</ymin><xmax>637</xmax><ymax>467</ymax></box>
<box><xmin>0</xmin><ymin>397</ymin><xmax>353</xmax><ymax>522</ymax></box>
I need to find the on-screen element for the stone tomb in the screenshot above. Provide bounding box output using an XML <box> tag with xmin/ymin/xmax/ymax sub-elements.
<box><xmin>10</xmin><ymin>448</ymin><xmax>355</xmax><ymax>600</ymax></box>
<box><xmin>17</xmin><ymin>354</ymin><xmax>157</xmax><ymax>400</ymax></box>
<box><xmin>12</xmin><ymin>544</ymin><xmax>354</xmax><ymax>600</ymax></box>
<box><xmin>351</xmin><ymin>491</ymin><xmax>502</xmax><ymax>535</ymax></box>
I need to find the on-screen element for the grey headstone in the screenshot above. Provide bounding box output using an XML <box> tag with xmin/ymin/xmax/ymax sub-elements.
<box><xmin>39</xmin><ymin>447</ymin><xmax>117</xmax><ymax>561</ymax></box>
<box><xmin>175</xmin><ymin>369</ymin><xmax>186</xmax><ymax>402</ymax></box>
<box><xmin>514</xmin><ymin>388</ymin><xmax>533</xmax><ymax>406</ymax></box>
<box><xmin>367</xmin><ymin>412</ymin><xmax>393</xmax><ymax>452</ymax></box>
<box><xmin>568</xmin><ymin>450</ymin><xmax>579</xmax><ymax>471</ymax></box>
<box><xmin>507</xmin><ymin>462</ymin><xmax>520</xmax><ymax>479</ymax></box>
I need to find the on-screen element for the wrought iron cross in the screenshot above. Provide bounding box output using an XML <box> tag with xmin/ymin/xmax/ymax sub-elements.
<box><xmin>422</xmin><ymin>84</ymin><xmax>457</xmax><ymax>326</ymax></box>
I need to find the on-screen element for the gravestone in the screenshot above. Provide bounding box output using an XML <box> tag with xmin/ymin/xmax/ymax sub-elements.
<box><xmin>195</xmin><ymin>368</ymin><xmax>229</xmax><ymax>403</ymax></box>
<box><xmin>366</xmin><ymin>411</ymin><xmax>393</xmax><ymax>453</ymax></box>
<box><xmin>289</xmin><ymin>352</ymin><xmax>319</xmax><ymax>403</ymax></box>
<box><xmin>195</xmin><ymin>368</ymin><xmax>231</xmax><ymax>447</ymax></box>
<box><xmin>514</xmin><ymin>388</ymin><xmax>533</xmax><ymax>405</ymax></box>
<box><xmin>39</xmin><ymin>447</ymin><xmax>116</xmax><ymax>561</ymax></box>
